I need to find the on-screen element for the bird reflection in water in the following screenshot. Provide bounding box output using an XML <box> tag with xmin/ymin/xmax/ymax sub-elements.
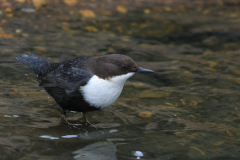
<box><xmin>73</xmin><ymin>141</ymin><xmax>117</xmax><ymax>160</ymax></box>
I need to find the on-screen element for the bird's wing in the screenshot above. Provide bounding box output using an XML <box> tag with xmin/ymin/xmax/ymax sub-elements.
<box><xmin>36</xmin><ymin>64</ymin><xmax>93</xmax><ymax>94</ymax></box>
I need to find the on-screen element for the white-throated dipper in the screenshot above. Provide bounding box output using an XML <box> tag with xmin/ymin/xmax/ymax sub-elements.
<box><xmin>16</xmin><ymin>54</ymin><xmax>154</xmax><ymax>125</ymax></box>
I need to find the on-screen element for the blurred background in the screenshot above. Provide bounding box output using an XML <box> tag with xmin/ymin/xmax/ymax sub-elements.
<box><xmin>1</xmin><ymin>0</ymin><xmax>240</xmax><ymax>159</ymax></box>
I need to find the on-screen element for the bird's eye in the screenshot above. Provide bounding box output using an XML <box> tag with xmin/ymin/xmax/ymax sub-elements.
<box><xmin>121</xmin><ymin>65</ymin><xmax>127</xmax><ymax>69</ymax></box>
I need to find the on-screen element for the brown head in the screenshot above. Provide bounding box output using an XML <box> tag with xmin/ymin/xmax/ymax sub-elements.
<box><xmin>87</xmin><ymin>54</ymin><xmax>154</xmax><ymax>79</ymax></box>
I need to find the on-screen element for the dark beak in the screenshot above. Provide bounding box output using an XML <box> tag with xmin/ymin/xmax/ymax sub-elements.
<box><xmin>137</xmin><ymin>67</ymin><xmax>154</xmax><ymax>73</ymax></box>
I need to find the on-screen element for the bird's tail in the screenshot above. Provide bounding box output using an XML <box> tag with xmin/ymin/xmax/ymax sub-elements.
<box><xmin>16</xmin><ymin>54</ymin><xmax>51</xmax><ymax>76</ymax></box>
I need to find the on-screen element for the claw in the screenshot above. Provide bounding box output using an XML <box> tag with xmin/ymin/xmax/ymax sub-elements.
<box><xmin>61</xmin><ymin>112</ymin><xmax>86</xmax><ymax>131</ymax></box>
<box><xmin>61</xmin><ymin>112</ymin><xmax>102</xmax><ymax>134</ymax></box>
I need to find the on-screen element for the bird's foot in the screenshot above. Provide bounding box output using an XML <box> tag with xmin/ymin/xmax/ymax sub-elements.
<box><xmin>61</xmin><ymin>114</ymin><xmax>89</xmax><ymax>133</ymax></box>
<box><xmin>61</xmin><ymin>113</ymin><xmax>103</xmax><ymax>134</ymax></box>
<box><xmin>75</xmin><ymin>119</ymin><xmax>90</xmax><ymax>125</ymax></box>
<box><xmin>61</xmin><ymin>116</ymin><xmax>81</xmax><ymax>126</ymax></box>
<box><xmin>82</xmin><ymin>113</ymin><xmax>103</xmax><ymax>134</ymax></box>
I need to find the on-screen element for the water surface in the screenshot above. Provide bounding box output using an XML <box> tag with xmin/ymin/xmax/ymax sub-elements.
<box><xmin>1</xmin><ymin>1</ymin><xmax>240</xmax><ymax>159</ymax></box>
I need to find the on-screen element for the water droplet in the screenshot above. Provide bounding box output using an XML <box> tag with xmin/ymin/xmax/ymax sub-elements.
<box><xmin>4</xmin><ymin>115</ymin><xmax>11</xmax><ymax>117</ymax></box>
<box><xmin>133</xmin><ymin>151</ymin><xmax>143</xmax><ymax>159</ymax></box>
<box><xmin>13</xmin><ymin>115</ymin><xmax>19</xmax><ymax>117</ymax></box>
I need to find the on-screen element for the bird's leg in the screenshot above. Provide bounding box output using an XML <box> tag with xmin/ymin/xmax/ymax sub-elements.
<box><xmin>61</xmin><ymin>112</ymin><xmax>80</xmax><ymax>126</ymax></box>
<box><xmin>61</xmin><ymin>111</ymin><xmax>87</xmax><ymax>132</ymax></box>
<box><xmin>83</xmin><ymin>112</ymin><xmax>91</xmax><ymax>125</ymax></box>
<box><xmin>61</xmin><ymin>111</ymin><xmax>66</xmax><ymax>120</ymax></box>
<box><xmin>82</xmin><ymin>112</ymin><xmax>103</xmax><ymax>134</ymax></box>
<box><xmin>61</xmin><ymin>111</ymin><xmax>72</xmax><ymax>126</ymax></box>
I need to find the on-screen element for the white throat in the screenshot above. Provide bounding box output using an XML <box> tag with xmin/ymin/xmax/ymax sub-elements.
<box><xmin>80</xmin><ymin>72</ymin><xmax>134</xmax><ymax>109</ymax></box>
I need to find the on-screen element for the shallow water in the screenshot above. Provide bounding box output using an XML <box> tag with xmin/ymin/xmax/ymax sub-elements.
<box><xmin>1</xmin><ymin>1</ymin><xmax>240</xmax><ymax>159</ymax></box>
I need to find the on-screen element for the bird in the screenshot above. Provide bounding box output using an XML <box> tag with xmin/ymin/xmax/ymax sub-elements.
<box><xmin>16</xmin><ymin>54</ymin><xmax>154</xmax><ymax>125</ymax></box>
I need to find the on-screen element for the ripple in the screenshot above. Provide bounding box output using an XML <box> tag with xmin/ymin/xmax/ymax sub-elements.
<box><xmin>40</xmin><ymin>135</ymin><xmax>59</xmax><ymax>140</ymax></box>
<box><xmin>61</xmin><ymin>135</ymin><xmax>78</xmax><ymax>138</ymax></box>
<box><xmin>109</xmin><ymin>129</ymin><xmax>118</xmax><ymax>133</ymax></box>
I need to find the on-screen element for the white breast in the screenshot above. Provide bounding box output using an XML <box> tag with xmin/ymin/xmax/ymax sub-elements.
<box><xmin>80</xmin><ymin>72</ymin><xmax>134</xmax><ymax>109</ymax></box>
